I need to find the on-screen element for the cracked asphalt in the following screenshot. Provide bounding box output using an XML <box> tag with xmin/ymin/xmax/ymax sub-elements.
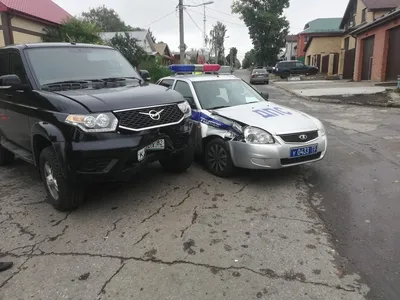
<box><xmin>2</xmin><ymin>70</ymin><xmax>397</xmax><ymax>300</ymax></box>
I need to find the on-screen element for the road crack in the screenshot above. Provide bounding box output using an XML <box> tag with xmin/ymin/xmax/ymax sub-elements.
<box><xmin>0</xmin><ymin>256</ymin><xmax>31</xmax><ymax>289</ymax></box>
<box><xmin>97</xmin><ymin>261</ymin><xmax>125</xmax><ymax>298</ymax></box>
<box><xmin>180</xmin><ymin>206</ymin><xmax>198</xmax><ymax>238</ymax></box>
<box><xmin>170</xmin><ymin>182</ymin><xmax>204</xmax><ymax>208</ymax></box>
<box><xmin>104</xmin><ymin>218</ymin><xmax>123</xmax><ymax>240</ymax></box>
<box><xmin>270</xmin><ymin>215</ymin><xmax>321</xmax><ymax>225</ymax></box>
<box><xmin>133</xmin><ymin>232</ymin><xmax>150</xmax><ymax>246</ymax></box>
<box><xmin>140</xmin><ymin>203</ymin><xmax>167</xmax><ymax>224</ymax></box>
<box><xmin>11</xmin><ymin>222</ymin><xmax>36</xmax><ymax>240</ymax></box>
<box><xmin>52</xmin><ymin>212</ymin><xmax>72</xmax><ymax>227</ymax></box>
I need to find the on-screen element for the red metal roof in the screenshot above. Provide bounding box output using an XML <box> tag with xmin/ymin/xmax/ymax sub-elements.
<box><xmin>0</xmin><ymin>0</ymin><xmax>71</xmax><ymax>25</ymax></box>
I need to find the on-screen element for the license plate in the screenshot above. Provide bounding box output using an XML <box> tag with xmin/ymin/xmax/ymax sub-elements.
<box><xmin>257</xmin><ymin>75</ymin><xmax>265</xmax><ymax>77</ymax></box>
<box><xmin>290</xmin><ymin>144</ymin><xmax>318</xmax><ymax>158</ymax></box>
<box><xmin>137</xmin><ymin>139</ymin><xmax>165</xmax><ymax>161</ymax></box>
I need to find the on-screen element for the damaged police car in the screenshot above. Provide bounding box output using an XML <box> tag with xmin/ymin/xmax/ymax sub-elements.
<box><xmin>157</xmin><ymin>64</ymin><xmax>327</xmax><ymax>177</ymax></box>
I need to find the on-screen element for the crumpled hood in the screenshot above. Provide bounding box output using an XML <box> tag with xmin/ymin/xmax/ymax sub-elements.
<box><xmin>213</xmin><ymin>101</ymin><xmax>318</xmax><ymax>135</ymax></box>
<box><xmin>54</xmin><ymin>84</ymin><xmax>184</xmax><ymax>112</ymax></box>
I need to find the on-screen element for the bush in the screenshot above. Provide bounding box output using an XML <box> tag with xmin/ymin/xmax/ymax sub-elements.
<box><xmin>140</xmin><ymin>59</ymin><xmax>173</xmax><ymax>83</ymax></box>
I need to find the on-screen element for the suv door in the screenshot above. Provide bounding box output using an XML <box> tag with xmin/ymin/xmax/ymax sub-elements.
<box><xmin>293</xmin><ymin>61</ymin><xmax>309</xmax><ymax>75</ymax></box>
<box><xmin>1</xmin><ymin>50</ymin><xmax>32</xmax><ymax>150</ymax></box>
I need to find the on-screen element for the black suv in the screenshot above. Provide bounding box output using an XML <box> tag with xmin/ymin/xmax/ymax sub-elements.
<box><xmin>274</xmin><ymin>60</ymin><xmax>318</xmax><ymax>79</ymax></box>
<box><xmin>0</xmin><ymin>43</ymin><xmax>195</xmax><ymax>211</ymax></box>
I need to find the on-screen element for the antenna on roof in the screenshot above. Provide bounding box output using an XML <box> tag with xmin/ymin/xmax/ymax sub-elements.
<box><xmin>66</xmin><ymin>33</ymin><xmax>76</xmax><ymax>45</ymax></box>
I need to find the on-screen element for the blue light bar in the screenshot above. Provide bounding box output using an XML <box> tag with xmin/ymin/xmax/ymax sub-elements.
<box><xmin>169</xmin><ymin>64</ymin><xmax>196</xmax><ymax>73</ymax></box>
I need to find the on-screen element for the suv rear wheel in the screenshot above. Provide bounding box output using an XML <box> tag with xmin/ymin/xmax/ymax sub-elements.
<box><xmin>39</xmin><ymin>146</ymin><xmax>84</xmax><ymax>211</ymax></box>
<box><xmin>159</xmin><ymin>142</ymin><xmax>194</xmax><ymax>173</ymax></box>
<box><xmin>0</xmin><ymin>144</ymin><xmax>15</xmax><ymax>166</ymax></box>
<box><xmin>280</xmin><ymin>71</ymin><xmax>290</xmax><ymax>79</ymax></box>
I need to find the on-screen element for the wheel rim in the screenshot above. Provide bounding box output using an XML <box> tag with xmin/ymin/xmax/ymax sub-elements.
<box><xmin>44</xmin><ymin>162</ymin><xmax>59</xmax><ymax>200</ymax></box>
<box><xmin>207</xmin><ymin>144</ymin><xmax>228</xmax><ymax>173</ymax></box>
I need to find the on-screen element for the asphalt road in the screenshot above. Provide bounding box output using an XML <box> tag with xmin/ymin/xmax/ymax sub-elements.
<box><xmin>235</xmin><ymin>70</ymin><xmax>400</xmax><ymax>300</ymax></box>
<box><xmin>0</xmin><ymin>69</ymin><xmax>397</xmax><ymax>300</ymax></box>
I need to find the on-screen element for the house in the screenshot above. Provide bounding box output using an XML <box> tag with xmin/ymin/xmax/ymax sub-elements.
<box><xmin>0</xmin><ymin>0</ymin><xmax>71</xmax><ymax>46</ymax></box>
<box><xmin>100</xmin><ymin>30</ymin><xmax>157</xmax><ymax>55</ymax></box>
<box><xmin>154</xmin><ymin>42</ymin><xmax>174</xmax><ymax>65</ymax></box>
<box><xmin>283</xmin><ymin>35</ymin><xmax>297</xmax><ymax>60</ymax></box>
<box><xmin>351</xmin><ymin>7</ymin><xmax>400</xmax><ymax>81</ymax></box>
<box><xmin>296</xmin><ymin>18</ymin><xmax>343</xmax><ymax>62</ymax></box>
<box><xmin>339</xmin><ymin>0</ymin><xmax>399</xmax><ymax>79</ymax></box>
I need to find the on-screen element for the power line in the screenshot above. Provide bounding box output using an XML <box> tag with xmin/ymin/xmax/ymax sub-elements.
<box><xmin>143</xmin><ymin>10</ymin><xmax>177</xmax><ymax>28</ymax></box>
<box><xmin>186</xmin><ymin>8</ymin><xmax>247</xmax><ymax>28</ymax></box>
<box><xmin>206</xmin><ymin>7</ymin><xmax>242</xmax><ymax>20</ymax></box>
<box><xmin>184</xmin><ymin>9</ymin><xmax>203</xmax><ymax>33</ymax></box>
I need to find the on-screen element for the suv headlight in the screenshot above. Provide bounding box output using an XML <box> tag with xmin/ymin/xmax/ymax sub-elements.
<box><xmin>178</xmin><ymin>101</ymin><xmax>192</xmax><ymax>118</ymax></box>
<box><xmin>65</xmin><ymin>112</ymin><xmax>118</xmax><ymax>132</ymax></box>
<box><xmin>244</xmin><ymin>126</ymin><xmax>274</xmax><ymax>144</ymax></box>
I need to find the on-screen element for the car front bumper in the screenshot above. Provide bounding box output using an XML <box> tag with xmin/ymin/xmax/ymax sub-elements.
<box><xmin>228</xmin><ymin>134</ymin><xmax>327</xmax><ymax>169</ymax></box>
<box><xmin>63</xmin><ymin>120</ymin><xmax>195</xmax><ymax>182</ymax></box>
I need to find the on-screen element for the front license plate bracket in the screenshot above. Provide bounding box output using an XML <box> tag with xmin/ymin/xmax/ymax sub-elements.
<box><xmin>289</xmin><ymin>144</ymin><xmax>318</xmax><ymax>158</ymax></box>
<box><xmin>137</xmin><ymin>139</ymin><xmax>165</xmax><ymax>161</ymax></box>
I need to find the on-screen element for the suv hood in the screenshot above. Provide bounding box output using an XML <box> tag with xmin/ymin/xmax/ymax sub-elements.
<box><xmin>213</xmin><ymin>101</ymin><xmax>318</xmax><ymax>135</ymax></box>
<box><xmin>53</xmin><ymin>84</ymin><xmax>184</xmax><ymax>112</ymax></box>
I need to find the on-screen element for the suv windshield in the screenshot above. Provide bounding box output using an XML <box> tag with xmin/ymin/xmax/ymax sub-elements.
<box><xmin>193</xmin><ymin>79</ymin><xmax>264</xmax><ymax>110</ymax></box>
<box><xmin>25</xmin><ymin>47</ymin><xmax>140</xmax><ymax>86</ymax></box>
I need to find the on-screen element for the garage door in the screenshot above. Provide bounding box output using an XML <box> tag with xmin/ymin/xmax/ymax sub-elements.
<box><xmin>361</xmin><ymin>36</ymin><xmax>375</xmax><ymax>80</ymax></box>
<box><xmin>386</xmin><ymin>26</ymin><xmax>400</xmax><ymax>81</ymax></box>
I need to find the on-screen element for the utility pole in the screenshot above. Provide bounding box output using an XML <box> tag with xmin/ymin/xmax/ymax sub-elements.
<box><xmin>179</xmin><ymin>0</ymin><xmax>185</xmax><ymax>64</ymax></box>
<box><xmin>203</xmin><ymin>5</ymin><xmax>207</xmax><ymax>48</ymax></box>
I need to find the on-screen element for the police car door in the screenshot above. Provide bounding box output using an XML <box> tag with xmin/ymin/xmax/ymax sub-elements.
<box><xmin>172</xmin><ymin>80</ymin><xmax>202</xmax><ymax>152</ymax></box>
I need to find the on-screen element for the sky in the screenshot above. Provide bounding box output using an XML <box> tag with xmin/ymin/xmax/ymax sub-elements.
<box><xmin>53</xmin><ymin>0</ymin><xmax>350</xmax><ymax>61</ymax></box>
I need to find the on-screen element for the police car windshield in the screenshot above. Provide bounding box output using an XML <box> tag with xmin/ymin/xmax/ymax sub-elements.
<box><xmin>192</xmin><ymin>79</ymin><xmax>264</xmax><ymax>110</ymax></box>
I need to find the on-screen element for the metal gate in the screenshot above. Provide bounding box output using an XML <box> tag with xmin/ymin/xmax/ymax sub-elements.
<box><xmin>343</xmin><ymin>48</ymin><xmax>356</xmax><ymax>79</ymax></box>
<box><xmin>333</xmin><ymin>53</ymin><xmax>339</xmax><ymax>75</ymax></box>
<box><xmin>361</xmin><ymin>36</ymin><xmax>375</xmax><ymax>80</ymax></box>
<box><xmin>386</xmin><ymin>26</ymin><xmax>400</xmax><ymax>81</ymax></box>
<box><xmin>321</xmin><ymin>55</ymin><xmax>329</xmax><ymax>74</ymax></box>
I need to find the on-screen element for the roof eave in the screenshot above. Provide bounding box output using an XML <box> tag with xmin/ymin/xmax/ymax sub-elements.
<box><xmin>340</xmin><ymin>0</ymin><xmax>355</xmax><ymax>28</ymax></box>
<box><xmin>9</xmin><ymin>9</ymin><xmax>68</xmax><ymax>26</ymax></box>
<box><xmin>351</xmin><ymin>9</ymin><xmax>400</xmax><ymax>36</ymax></box>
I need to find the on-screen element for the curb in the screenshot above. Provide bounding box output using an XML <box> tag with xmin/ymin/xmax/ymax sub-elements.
<box><xmin>273</xmin><ymin>83</ymin><xmax>400</xmax><ymax>108</ymax></box>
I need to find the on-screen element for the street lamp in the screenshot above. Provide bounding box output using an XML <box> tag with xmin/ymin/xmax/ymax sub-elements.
<box><xmin>184</xmin><ymin>1</ymin><xmax>214</xmax><ymax>48</ymax></box>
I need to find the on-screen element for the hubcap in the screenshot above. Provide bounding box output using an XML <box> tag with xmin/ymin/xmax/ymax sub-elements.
<box><xmin>44</xmin><ymin>162</ymin><xmax>59</xmax><ymax>200</ymax></box>
<box><xmin>207</xmin><ymin>144</ymin><xmax>228</xmax><ymax>173</ymax></box>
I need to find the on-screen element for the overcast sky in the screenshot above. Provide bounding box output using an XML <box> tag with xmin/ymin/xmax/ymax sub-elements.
<box><xmin>53</xmin><ymin>0</ymin><xmax>349</xmax><ymax>61</ymax></box>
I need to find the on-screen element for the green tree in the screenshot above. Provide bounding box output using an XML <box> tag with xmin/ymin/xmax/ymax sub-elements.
<box><xmin>225</xmin><ymin>47</ymin><xmax>238</xmax><ymax>66</ymax></box>
<box><xmin>108</xmin><ymin>32</ymin><xmax>148</xmax><ymax>68</ymax></box>
<box><xmin>81</xmin><ymin>5</ymin><xmax>136</xmax><ymax>31</ymax></box>
<box><xmin>209</xmin><ymin>22</ymin><xmax>227</xmax><ymax>65</ymax></box>
<box><xmin>242</xmin><ymin>49</ymin><xmax>256</xmax><ymax>69</ymax></box>
<box><xmin>42</xmin><ymin>17</ymin><xmax>103</xmax><ymax>44</ymax></box>
<box><xmin>234</xmin><ymin>58</ymin><xmax>241</xmax><ymax>69</ymax></box>
<box><xmin>232</xmin><ymin>0</ymin><xmax>289</xmax><ymax>66</ymax></box>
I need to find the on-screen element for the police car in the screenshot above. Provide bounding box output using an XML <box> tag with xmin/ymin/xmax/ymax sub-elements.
<box><xmin>156</xmin><ymin>64</ymin><xmax>327</xmax><ymax>177</ymax></box>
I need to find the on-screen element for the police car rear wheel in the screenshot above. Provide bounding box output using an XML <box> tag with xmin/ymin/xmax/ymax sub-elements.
<box><xmin>205</xmin><ymin>138</ymin><xmax>234</xmax><ymax>177</ymax></box>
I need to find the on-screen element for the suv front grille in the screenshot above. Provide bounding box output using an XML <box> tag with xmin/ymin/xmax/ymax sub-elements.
<box><xmin>279</xmin><ymin>130</ymin><xmax>318</xmax><ymax>143</ymax></box>
<box><xmin>114</xmin><ymin>104</ymin><xmax>184</xmax><ymax>131</ymax></box>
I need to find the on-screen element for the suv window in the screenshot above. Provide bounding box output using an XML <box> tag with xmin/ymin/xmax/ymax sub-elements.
<box><xmin>296</xmin><ymin>62</ymin><xmax>304</xmax><ymax>68</ymax></box>
<box><xmin>0</xmin><ymin>52</ymin><xmax>7</xmax><ymax>76</ymax></box>
<box><xmin>159</xmin><ymin>79</ymin><xmax>174</xmax><ymax>88</ymax></box>
<box><xmin>9</xmin><ymin>52</ymin><xmax>27</xmax><ymax>83</ymax></box>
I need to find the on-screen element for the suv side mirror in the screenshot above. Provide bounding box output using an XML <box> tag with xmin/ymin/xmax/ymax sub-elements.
<box><xmin>0</xmin><ymin>74</ymin><xmax>22</xmax><ymax>87</ymax></box>
<box><xmin>139</xmin><ymin>70</ymin><xmax>150</xmax><ymax>82</ymax></box>
<box><xmin>261</xmin><ymin>92</ymin><xmax>269</xmax><ymax>100</ymax></box>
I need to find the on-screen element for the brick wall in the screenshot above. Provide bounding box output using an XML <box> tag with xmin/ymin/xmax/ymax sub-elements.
<box><xmin>296</xmin><ymin>34</ymin><xmax>307</xmax><ymax>58</ymax></box>
<box><xmin>354</xmin><ymin>18</ymin><xmax>400</xmax><ymax>81</ymax></box>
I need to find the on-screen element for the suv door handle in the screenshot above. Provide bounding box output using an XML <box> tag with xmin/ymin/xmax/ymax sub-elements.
<box><xmin>5</xmin><ymin>93</ymin><xmax>12</xmax><ymax>97</ymax></box>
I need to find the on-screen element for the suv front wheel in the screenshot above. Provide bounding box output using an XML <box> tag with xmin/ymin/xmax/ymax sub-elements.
<box><xmin>39</xmin><ymin>146</ymin><xmax>84</xmax><ymax>211</ymax></box>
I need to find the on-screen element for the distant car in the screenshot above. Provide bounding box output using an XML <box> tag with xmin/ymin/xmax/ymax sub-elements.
<box><xmin>218</xmin><ymin>66</ymin><xmax>233</xmax><ymax>75</ymax></box>
<box><xmin>250</xmin><ymin>68</ymin><xmax>269</xmax><ymax>85</ymax></box>
<box><xmin>274</xmin><ymin>60</ymin><xmax>318</xmax><ymax>79</ymax></box>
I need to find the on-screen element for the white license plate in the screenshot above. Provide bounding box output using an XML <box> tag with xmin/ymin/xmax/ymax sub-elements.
<box><xmin>137</xmin><ymin>139</ymin><xmax>165</xmax><ymax>161</ymax></box>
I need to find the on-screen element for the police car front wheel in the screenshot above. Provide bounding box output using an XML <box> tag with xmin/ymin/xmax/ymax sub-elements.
<box><xmin>205</xmin><ymin>138</ymin><xmax>234</xmax><ymax>178</ymax></box>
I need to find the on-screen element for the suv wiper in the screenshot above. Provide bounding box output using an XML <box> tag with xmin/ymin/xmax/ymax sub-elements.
<box><xmin>101</xmin><ymin>77</ymin><xmax>142</xmax><ymax>85</ymax></box>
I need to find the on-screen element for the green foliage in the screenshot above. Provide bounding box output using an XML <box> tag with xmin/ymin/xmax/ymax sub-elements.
<box><xmin>242</xmin><ymin>49</ymin><xmax>256</xmax><ymax>69</ymax></box>
<box><xmin>140</xmin><ymin>59</ymin><xmax>173</xmax><ymax>83</ymax></box>
<box><xmin>81</xmin><ymin>5</ymin><xmax>135</xmax><ymax>31</ymax></box>
<box><xmin>235</xmin><ymin>58</ymin><xmax>241</xmax><ymax>69</ymax></box>
<box><xmin>42</xmin><ymin>17</ymin><xmax>103</xmax><ymax>44</ymax></box>
<box><xmin>225</xmin><ymin>47</ymin><xmax>238</xmax><ymax>65</ymax></box>
<box><xmin>232</xmin><ymin>0</ymin><xmax>290</xmax><ymax>65</ymax></box>
<box><xmin>209</xmin><ymin>22</ymin><xmax>227</xmax><ymax>65</ymax></box>
<box><xmin>108</xmin><ymin>32</ymin><xmax>148</xmax><ymax>68</ymax></box>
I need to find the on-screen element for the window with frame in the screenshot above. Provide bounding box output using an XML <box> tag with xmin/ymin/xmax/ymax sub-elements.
<box><xmin>9</xmin><ymin>52</ymin><xmax>27</xmax><ymax>83</ymax></box>
<box><xmin>159</xmin><ymin>79</ymin><xmax>174</xmax><ymax>88</ymax></box>
<box><xmin>362</xmin><ymin>8</ymin><xmax>367</xmax><ymax>23</ymax></box>
<box><xmin>296</xmin><ymin>62</ymin><xmax>304</xmax><ymax>68</ymax></box>
<box><xmin>344</xmin><ymin>37</ymin><xmax>350</xmax><ymax>51</ymax></box>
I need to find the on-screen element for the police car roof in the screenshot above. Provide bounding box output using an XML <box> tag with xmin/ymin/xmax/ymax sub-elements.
<box><xmin>168</xmin><ymin>74</ymin><xmax>240</xmax><ymax>82</ymax></box>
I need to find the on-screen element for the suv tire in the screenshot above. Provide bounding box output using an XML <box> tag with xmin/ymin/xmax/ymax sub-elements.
<box><xmin>205</xmin><ymin>138</ymin><xmax>234</xmax><ymax>177</ymax></box>
<box><xmin>39</xmin><ymin>146</ymin><xmax>84</xmax><ymax>211</ymax></box>
<box><xmin>280</xmin><ymin>71</ymin><xmax>290</xmax><ymax>79</ymax></box>
<box><xmin>0</xmin><ymin>144</ymin><xmax>15</xmax><ymax>166</ymax></box>
<box><xmin>159</xmin><ymin>142</ymin><xmax>194</xmax><ymax>173</ymax></box>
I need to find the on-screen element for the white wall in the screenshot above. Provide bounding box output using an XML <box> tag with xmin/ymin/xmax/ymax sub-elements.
<box><xmin>285</xmin><ymin>41</ymin><xmax>297</xmax><ymax>60</ymax></box>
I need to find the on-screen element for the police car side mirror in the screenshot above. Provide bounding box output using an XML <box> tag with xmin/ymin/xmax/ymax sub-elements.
<box><xmin>261</xmin><ymin>92</ymin><xmax>269</xmax><ymax>100</ymax></box>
